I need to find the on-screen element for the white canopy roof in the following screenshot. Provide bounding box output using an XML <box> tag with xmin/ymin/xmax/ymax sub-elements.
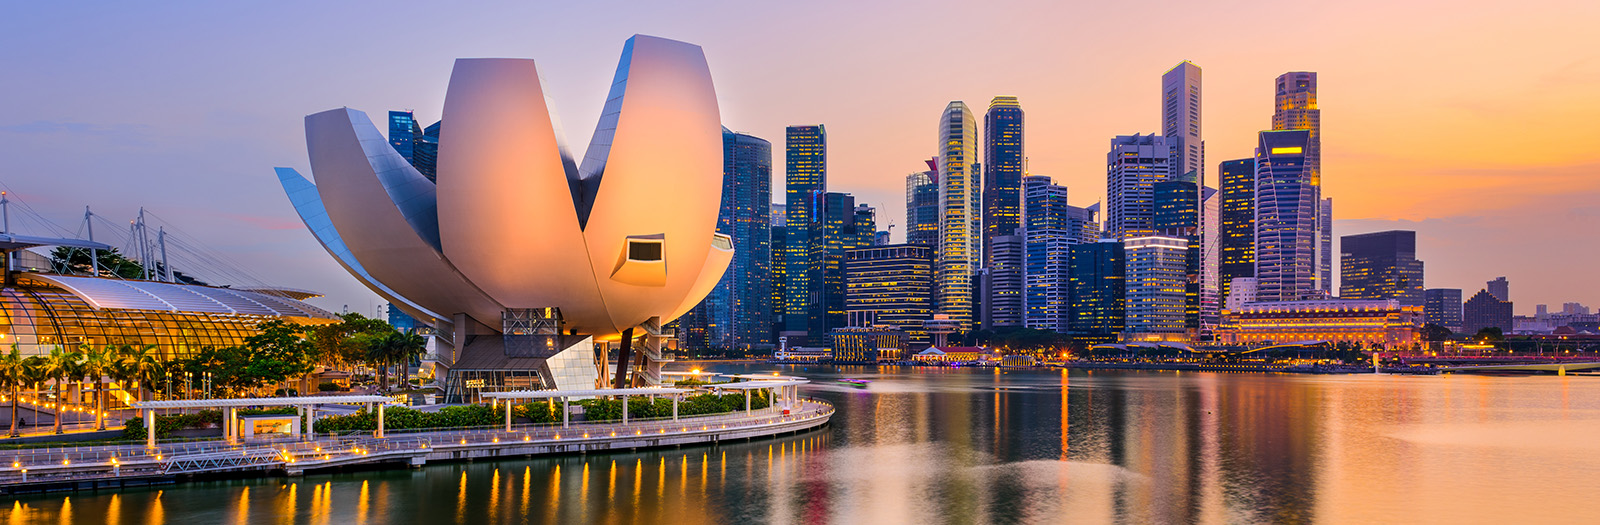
<box><xmin>133</xmin><ymin>395</ymin><xmax>391</xmax><ymax>409</ymax></box>
<box><xmin>722</xmin><ymin>373</ymin><xmax>807</xmax><ymax>381</ymax></box>
<box><xmin>28</xmin><ymin>274</ymin><xmax>336</xmax><ymax>319</ymax></box>
<box><xmin>480</xmin><ymin>387</ymin><xmax>694</xmax><ymax>400</ymax></box>
<box><xmin>714</xmin><ymin>380</ymin><xmax>808</xmax><ymax>390</ymax></box>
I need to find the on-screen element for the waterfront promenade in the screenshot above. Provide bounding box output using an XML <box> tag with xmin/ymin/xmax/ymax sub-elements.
<box><xmin>0</xmin><ymin>398</ymin><xmax>832</xmax><ymax>495</ymax></box>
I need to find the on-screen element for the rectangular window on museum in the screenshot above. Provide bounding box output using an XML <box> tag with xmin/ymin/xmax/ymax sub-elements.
<box><xmin>628</xmin><ymin>240</ymin><xmax>663</xmax><ymax>261</ymax></box>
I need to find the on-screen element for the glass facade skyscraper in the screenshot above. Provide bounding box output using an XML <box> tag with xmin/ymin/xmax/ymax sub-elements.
<box><xmin>1123</xmin><ymin>236</ymin><xmax>1190</xmax><ymax>337</ymax></box>
<box><xmin>1217</xmin><ymin>158</ymin><xmax>1256</xmax><ymax>307</ymax></box>
<box><xmin>681</xmin><ymin>129</ymin><xmax>773</xmax><ymax>351</ymax></box>
<box><xmin>936</xmin><ymin>102</ymin><xmax>980</xmax><ymax>331</ymax></box>
<box><xmin>1424</xmin><ymin>288</ymin><xmax>1463</xmax><ymax>332</ymax></box>
<box><xmin>806</xmin><ymin>192</ymin><xmax>871</xmax><ymax>340</ymax></box>
<box><xmin>388</xmin><ymin>111</ymin><xmax>422</xmax><ymax>164</ymax></box>
<box><xmin>1254</xmin><ymin>130</ymin><xmax>1317</xmax><ymax>302</ymax></box>
<box><xmin>1069</xmin><ymin>240</ymin><xmax>1125</xmax><ymax>336</ymax></box>
<box><xmin>983</xmin><ymin>97</ymin><xmax>1024</xmax><ymax>329</ymax></box>
<box><xmin>1273</xmin><ymin>72</ymin><xmax>1327</xmax><ymax>293</ymax></box>
<box><xmin>1106</xmin><ymin>134</ymin><xmax>1171</xmax><ymax>240</ymax></box>
<box><xmin>905</xmin><ymin>166</ymin><xmax>940</xmax><ymax>247</ymax></box>
<box><xmin>1339</xmin><ymin>230</ymin><xmax>1424</xmax><ymax>308</ymax></box>
<box><xmin>1162</xmin><ymin>62</ymin><xmax>1204</xmax><ymax>184</ymax></box>
<box><xmin>1154</xmin><ymin>179</ymin><xmax>1200</xmax><ymax>335</ymax></box>
<box><xmin>783</xmin><ymin>125</ymin><xmax>826</xmax><ymax>343</ymax></box>
<box><xmin>1022</xmin><ymin>176</ymin><xmax>1096</xmax><ymax>333</ymax></box>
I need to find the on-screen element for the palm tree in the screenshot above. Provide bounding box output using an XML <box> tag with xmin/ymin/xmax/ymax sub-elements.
<box><xmin>0</xmin><ymin>347</ymin><xmax>28</xmax><ymax>437</ymax></box>
<box><xmin>119</xmin><ymin>345</ymin><xmax>164</xmax><ymax>403</ymax></box>
<box><xmin>82</xmin><ymin>345</ymin><xmax>116</xmax><ymax>431</ymax></box>
<box><xmin>392</xmin><ymin>332</ymin><xmax>426</xmax><ymax>389</ymax></box>
<box><xmin>40</xmin><ymin>347</ymin><xmax>81</xmax><ymax>434</ymax></box>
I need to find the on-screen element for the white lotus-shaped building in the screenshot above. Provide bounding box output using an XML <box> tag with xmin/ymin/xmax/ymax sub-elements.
<box><xmin>275</xmin><ymin>35</ymin><xmax>730</xmax><ymax>396</ymax></box>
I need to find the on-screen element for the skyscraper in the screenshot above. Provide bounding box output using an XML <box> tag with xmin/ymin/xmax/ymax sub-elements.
<box><xmin>1069</xmin><ymin>240</ymin><xmax>1125</xmax><ymax>336</ymax></box>
<box><xmin>854</xmin><ymin>204</ymin><xmax>877</xmax><ymax>249</ymax></box>
<box><xmin>770</xmin><ymin>203</ymin><xmax>786</xmax><ymax>342</ymax></box>
<box><xmin>1463</xmin><ymin>289</ymin><xmax>1513</xmax><ymax>335</ymax></box>
<box><xmin>983</xmin><ymin>97</ymin><xmax>1024</xmax><ymax>256</ymax></box>
<box><xmin>1340</xmin><ymin>230</ymin><xmax>1424</xmax><ymax>307</ymax></box>
<box><xmin>388</xmin><ymin>111</ymin><xmax>422</xmax><ymax>164</ymax></box>
<box><xmin>1154</xmin><ymin>179</ymin><xmax>1200</xmax><ymax>334</ymax></box>
<box><xmin>783</xmin><ymin>125</ymin><xmax>826</xmax><ymax>343</ymax></box>
<box><xmin>1273</xmin><ymin>72</ymin><xmax>1327</xmax><ymax>293</ymax></box>
<box><xmin>1424</xmin><ymin>288</ymin><xmax>1463</xmax><ymax>332</ymax></box>
<box><xmin>1201</xmin><ymin>187</ymin><xmax>1220</xmax><ymax>330</ymax></box>
<box><xmin>936</xmin><ymin>102</ymin><xmax>980</xmax><ymax>331</ymax></box>
<box><xmin>905</xmin><ymin>160</ymin><xmax>940</xmax><ymax>246</ymax></box>
<box><xmin>1023</xmin><ymin>176</ymin><xmax>1097</xmax><ymax>332</ymax></box>
<box><xmin>1254</xmin><ymin>130</ymin><xmax>1317</xmax><ymax>302</ymax></box>
<box><xmin>681</xmin><ymin>129</ymin><xmax>772</xmax><ymax>351</ymax></box>
<box><xmin>414</xmin><ymin>121</ymin><xmax>440</xmax><ymax>182</ymax></box>
<box><xmin>1163</xmin><ymin>62</ymin><xmax>1204</xmax><ymax>184</ymax></box>
<box><xmin>806</xmin><ymin>192</ymin><xmax>871</xmax><ymax>340</ymax></box>
<box><xmin>845</xmin><ymin>244</ymin><xmax>935</xmax><ymax>346</ymax></box>
<box><xmin>983</xmin><ymin>234</ymin><xmax>1024</xmax><ymax>328</ymax></box>
<box><xmin>1487</xmin><ymin>276</ymin><xmax>1509</xmax><ymax>302</ymax></box>
<box><xmin>1105</xmin><ymin>134</ymin><xmax>1171</xmax><ymax>240</ymax></box>
<box><xmin>1123</xmin><ymin>236</ymin><xmax>1190</xmax><ymax>338</ymax></box>
<box><xmin>1218</xmin><ymin>158</ymin><xmax>1255</xmax><ymax>307</ymax></box>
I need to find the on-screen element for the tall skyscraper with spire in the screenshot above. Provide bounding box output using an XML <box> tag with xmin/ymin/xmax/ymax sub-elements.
<box><xmin>983</xmin><ymin>96</ymin><xmax>1024</xmax><ymax>328</ymax></box>
<box><xmin>936</xmin><ymin>102</ymin><xmax>980</xmax><ymax>331</ymax></box>
<box><xmin>1272</xmin><ymin>72</ymin><xmax>1328</xmax><ymax>293</ymax></box>
<box><xmin>782</xmin><ymin>125</ymin><xmax>826</xmax><ymax>343</ymax></box>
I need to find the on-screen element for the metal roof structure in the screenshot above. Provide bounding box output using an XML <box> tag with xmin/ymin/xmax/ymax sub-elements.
<box><xmin>721</xmin><ymin>374</ymin><xmax>808</xmax><ymax>381</ymax></box>
<box><xmin>480</xmin><ymin>387</ymin><xmax>695</xmax><ymax>400</ymax></box>
<box><xmin>27</xmin><ymin>273</ymin><xmax>336</xmax><ymax>319</ymax></box>
<box><xmin>0</xmin><ymin>233</ymin><xmax>110</xmax><ymax>252</ymax></box>
<box><xmin>133</xmin><ymin>395</ymin><xmax>392</xmax><ymax>409</ymax></box>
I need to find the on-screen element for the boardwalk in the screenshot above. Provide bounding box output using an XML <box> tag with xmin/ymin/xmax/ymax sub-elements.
<box><xmin>0</xmin><ymin>399</ymin><xmax>833</xmax><ymax>494</ymax></box>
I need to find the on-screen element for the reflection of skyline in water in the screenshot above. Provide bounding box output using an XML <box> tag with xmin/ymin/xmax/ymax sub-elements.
<box><xmin>7</xmin><ymin>367</ymin><xmax>1600</xmax><ymax>523</ymax></box>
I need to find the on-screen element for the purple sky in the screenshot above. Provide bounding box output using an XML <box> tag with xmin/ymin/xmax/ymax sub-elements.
<box><xmin>3</xmin><ymin>1</ymin><xmax>1596</xmax><ymax>315</ymax></box>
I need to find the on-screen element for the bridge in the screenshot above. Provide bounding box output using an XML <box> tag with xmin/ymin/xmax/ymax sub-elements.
<box><xmin>1439</xmin><ymin>362</ymin><xmax>1600</xmax><ymax>375</ymax></box>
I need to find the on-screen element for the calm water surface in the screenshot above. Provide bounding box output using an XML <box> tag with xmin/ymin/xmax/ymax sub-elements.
<box><xmin>7</xmin><ymin>364</ymin><xmax>1600</xmax><ymax>524</ymax></box>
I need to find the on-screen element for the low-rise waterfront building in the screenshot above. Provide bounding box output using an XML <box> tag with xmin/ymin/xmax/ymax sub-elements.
<box><xmin>1216</xmin><ymin>298</ymin><xmax>1422</xmax><ymax>348</ymax></box>
<box><xmin>829</xmin><ymin>327</ymin><xmax>907</xmax><ymax>364</ymax></box>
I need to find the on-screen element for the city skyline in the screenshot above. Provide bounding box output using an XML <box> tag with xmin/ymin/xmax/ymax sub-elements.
<box><xmin>4</xmin><ymin>1</ymin><xmax>1597</xmax><ymax>315</ymax></box>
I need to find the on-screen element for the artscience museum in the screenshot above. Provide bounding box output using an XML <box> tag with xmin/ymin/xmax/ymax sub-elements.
<box><xmin>276</xmin><ymin>35</ymin><xmax>731</xmax><ymax>401</ymax></box>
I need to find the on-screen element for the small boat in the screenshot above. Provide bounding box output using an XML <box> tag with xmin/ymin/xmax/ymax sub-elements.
<box><xmin>836</xmin><ymin>378</ymin><xmax>871</xmax><ymax>387</ymax></box>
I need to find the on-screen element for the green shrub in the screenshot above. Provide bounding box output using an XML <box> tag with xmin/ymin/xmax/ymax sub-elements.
<box><xmin>317</xmin><ymin>383</ymin><xmax>343</xmax><ymax>392</ymax></box>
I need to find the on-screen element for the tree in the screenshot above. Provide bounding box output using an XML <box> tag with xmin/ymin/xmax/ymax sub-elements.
<box><xmin>40</xmin><ymin>347</ymin><xmax>81</xmax><ymax>434</ymax></box>
<box><xmin>0</xmin><ymin>347</ymin><xmax>29</xmax><ymax>437</ymax></box>
<box><xmin>238</xmin><ymin>320</ymin><xmax>316</xmax><ymax>395</ymax></box>
<box><xmin>48</xmin><ymin>246</ymin><xmax>145</xmax><ymax>279</ymax></box>
<box><xmin>81</xmin><ymin>345</ymin><xmax>117</xmax><ymax>431</ymax></box>
<box><xmin>118</xmin><ymin>345</ymin><xmax>164</xmax><ymax>402</ymax></box>
<box><xmin>1422</xmin><ymin>324</ymin><xmax>1453</xmax><ymax>342</ymax></box>
<box><xmin>1474</xmin><ymin>327</ymin><xmax>1506</xmax><ymax>343</ymax></box>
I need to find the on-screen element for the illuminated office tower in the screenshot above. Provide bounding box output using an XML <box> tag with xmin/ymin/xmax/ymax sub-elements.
<box><xmin>806</xmin><ymin>192</ymin><xmax>871</xmax><ymax>340</ymax></box>
<box><xmin>783</xmin><ymin>125</ymin><xmax>826</xmax><ymax>343</ymax></box>
<box><xmin>1024</xmin><ymin>176</ymin><xmax>1097</xmax><ymax>332</ymax></box>
<box><xmin>936</xmin><ymin>102</ymin><xmax>980</xmax><ymax>331</ymax></box>
<box><xmin>1273</xmin><ymin>72</ymin><xmax>1327</xmax><ymax>292</ymax></box>
<box><xmin>906</xmin><ymin>161</ymin><xmax>940</xmax><ymax>246</ymax></box>
<box><xmin>1069</xmin><ymin>240</ymin><xmax>1125</xmax><ymax>336</ymax></box>
<box><xmin>1154</xmin><ymin>179</ymin><xmax>1200</xmax><ymax>335</ymax></box>
<box><xmin>1340</xmin><ymin>230</ymin><xmax>1423</xmax><ymax>308</ymax></box>
<box><xmin>1424</xmin><ymin>288</ymin><xmax>1463</xmax><ymax>332</ymax></box>
<box><xmin>1217</xmin><ymin>158</ymin><xmax>1255</xmax><ymax>307</ymax></box>
<box><xmin>1123</xmin><ymin>236</ymin><xmax>1190</xmax><ymax>338</ymax></box>
<box><xmin>770</xmin><ymin>203</ymin><xmax>786</xmax><ymax>341</ymax></box>
<box><xmin>1201</xmin><ymin>187</ymin><xmax>1220</xmax><ymax>330</ymax></box>
<box><xmin>854</xmin><ymin>204</ymin><xmax>877</xmax><ymax>249</ymax></box>
<box><xmin>982</xmin><ymin>234</ymin><xmax>1025</xmax><ymax>328</ymax></box>
<box><xmin>1105</xmin><ymin>134</ymin><xmax>1171</xmax><ymax>240</ymax></box>
<box><xmin>983</xmin><ymin>97</ymin><xmax>1024</xmax><ymax>258</ymax></box>
<box><xmin>1254</xmin><ymin>130</ymin><xmax>1317</xmax><ymax>302</ymax></box>
<box><xmin>846</xmin><ymin>244</ymin><xmax>935</xmax><ymax>345</ymax></box>
<box><xmin>681</xmin><ymin>129</ymin><xmax>773</xmax><ymax>351</ymax></box>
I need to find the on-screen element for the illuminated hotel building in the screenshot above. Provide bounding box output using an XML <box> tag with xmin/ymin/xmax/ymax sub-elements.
<box><xmin>1253</xmin><ymin>130</ymin><xmax>1317</xmax><ymax>302</ymax></box>
<box><xmin>1069</xmin><ymin>240</ymin><xmax>1125</xmax><ymax>336</ymax></box>
<box><xmin>1023</xmin><ymin>176</ymin><xmax>1097</xmax><ymax>333</ymax></box>
<box><xmin>983</xmin><ymin>97</ymin><xmax>1024</xmax><ymax>328</ymax></box>
<box><xmin>1339</xmin><ymin>230</ymin><xmax>1424</xmax><ymax>308</ymax></box>
<box><xmin>1217</xmin><ymin>299</ymin><xmax>1422</xmax><ymax>348</ymax></box>
<box><xmin>1272</xmin><ymin>72</ymin><xmax>1329</xmax><ymax>293</ymax></box>
<box><xmin>905</xmin><ymin>164</ymin><xmax>940</xmax><ymax>246</ymax></box>
<box><xmin>1217</xmin><ymin>158</ymin><xmax>1255</xmax><ymax>309</ymax></box>
<box><xmin>783</xmin><ymin>125</ymin><xmax>827</xmax><ymax>342</ymax></box>
<box><xmin>1105</xmin><ymin>134</ymin><xmax>1171</xmax><ymax>240</ymax></box>
<box><xmin>844</xmin><ymin>244</ymin><xmax>933</xmax><ymax>346</ymax></box>
<box><xmin>1463</xmin><ymin>289</ymin><xmax>1513</xmax><ymax>334</ymax></box>
<box><xmin>1123</xmin><ymin>236</ymin><xmax>1189</xmax><ymax>339</ymax></box>
<box><xmin>680</xmin><ymin>129</ymin><xmax>773</xmax><ymax>351</ymax></box>
<box><xmin>936</xmin><ymin>102</ymin><xmax>980</xmax><ymax>331</ymax></box>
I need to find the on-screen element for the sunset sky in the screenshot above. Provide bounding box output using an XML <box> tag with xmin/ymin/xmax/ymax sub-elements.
<box><xmin>3</xmin><ymin>0</ymin><xmax>1596</xmax><ymax>315</ymax></box>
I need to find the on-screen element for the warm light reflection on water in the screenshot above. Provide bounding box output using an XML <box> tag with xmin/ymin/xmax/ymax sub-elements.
<box><xmin>7</xmin><ymin>366</ymin><xmax>1600</xmax><ymax>523</ymax></box>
